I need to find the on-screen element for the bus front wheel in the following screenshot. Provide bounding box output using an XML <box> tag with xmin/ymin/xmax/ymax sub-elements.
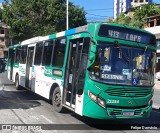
<box><xmin>52</xmin><ymin>87</ymin><xmax>64</xmax><ymax>113</ymax></box>
<box><xmin>15</xmin><ymin>75</ymin><xmax>20</xmax><ymax>90</ymax></box>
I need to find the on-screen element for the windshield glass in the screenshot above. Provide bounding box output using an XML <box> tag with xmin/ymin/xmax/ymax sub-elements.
<box><xmin>89</xmin><ymin>42</ymin><xmax>156</xmax><ymax>86</ymax></box>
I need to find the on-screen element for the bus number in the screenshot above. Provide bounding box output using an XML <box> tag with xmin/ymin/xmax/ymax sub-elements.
<box><xmin>72</xmin><ymin>34</ymin><xmax>81</xmax><ymax>39</ymax></box>
<box><xmin>107</xmin><ymin>99</ymin><xmax>119</xmax><ymax>104</ymax></box>
<box><xmin>44</xmin><ymin>69</ymin><xmax>52</xmax><ymax>75</ymax></box>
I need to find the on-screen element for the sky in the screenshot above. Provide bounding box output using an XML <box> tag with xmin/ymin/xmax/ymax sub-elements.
<box><xmin>69</xmin><ymin>0</ymin><xmax>160</xmax><ymax>22</ymax></box>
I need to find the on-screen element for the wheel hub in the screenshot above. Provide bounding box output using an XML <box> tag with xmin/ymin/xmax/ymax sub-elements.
<box><xmin>54</xmin><ymin>93</ymin><xmax>61</xmax><ymax>106</ymax></box>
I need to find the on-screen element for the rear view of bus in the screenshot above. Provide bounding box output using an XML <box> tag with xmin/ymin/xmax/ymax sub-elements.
<box><xmin>83</xmin><ymin>23</ymin><xmax>156</xmax><ymax>119</ymax></box>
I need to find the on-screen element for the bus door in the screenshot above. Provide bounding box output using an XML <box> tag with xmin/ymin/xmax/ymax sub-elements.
<box><xmin>9</xmin><ymin>49</ymin><xmax>15</xmax><ymax>80</ymax></box>
<box><xmin>64</xmin><ymin>37</ymin><xmax>90</xmax><ymax>109</ymax></box>
<box><xmin>25</xmin><ymin>46</ymin><xmax>34</xmax><ymax>89</ymax></box>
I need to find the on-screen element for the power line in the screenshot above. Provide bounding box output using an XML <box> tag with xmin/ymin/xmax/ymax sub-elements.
<box><xmin>86</xmin><ymin>8</ymin><xmax>113</xmax><ymax>11</ymax></box>
<box><xmin>87</xmin><ymin>16</ymin><xmax>113</xmax><ymax>22</ymax></box>
<box><xmin>86</xmin><ymin>13</ymin><xmax>110</xmax><ymax>18</ymax></box>
<box><xmin>87</xmin><ymin>17</ymin><xmax>108</xmax><ymax>19</ymax></box>
<box><xmin>87</xmin><ymin>19</ymin><xmax>106</xmax><ymax>21</ymax></box>
<box><xmin>86</xmin><ymin>17</ymin><xmax>114</xmax><ymax>23</ymax></box>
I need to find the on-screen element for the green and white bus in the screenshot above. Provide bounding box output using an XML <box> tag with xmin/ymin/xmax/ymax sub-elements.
<box><xmin>6</xmin><ymin>23</ymin><xmax>156</xmax><ymax>119</ymax></box>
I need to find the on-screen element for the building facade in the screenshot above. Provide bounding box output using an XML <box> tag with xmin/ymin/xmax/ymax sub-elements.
<box><xmin>0</xmin><ymin>22</ymin><xmax>10</xmax><ymax>58</ymax></box>
<box><xmin>0</xmin><ymin>3</ymin><xmax>11</xmax><ymax>58</ymax></box>
<box><xmin>114</xmin><ymin>0</ymin><xmax>152</xmax><ymax>19</ymax></box>
<box><xmin>144</xmin><ymin>15</ymin><xmax>160</xmax><ymax>72</ymax></box>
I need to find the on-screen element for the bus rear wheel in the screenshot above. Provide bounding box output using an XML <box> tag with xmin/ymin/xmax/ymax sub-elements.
<box><xmin>15</xmin><ymin>75</ymin><xmax>20</xmax><ymax>90</ymax></box>
<box><xmin>52</xmin><ymin>87</ymin><xmax>64</xmax><ymax>113</ymax></box>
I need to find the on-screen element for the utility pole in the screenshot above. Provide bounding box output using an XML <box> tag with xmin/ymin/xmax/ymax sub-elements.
<box><xmin>66</xmin><ymin>0</ymin><xmax>69</xmax><ymax>30</ymax></box>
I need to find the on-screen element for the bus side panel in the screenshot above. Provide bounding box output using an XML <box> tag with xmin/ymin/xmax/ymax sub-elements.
<box><xmin>12</xmin><ymin>64</ymin><xmax>19</xmax><ymax>82</ymax></box>
<box><xmin>33</xmin><ymin>66</ymin><xmax>43</xmax><ymax>95</ymax></box>
<box><xmin>32</xmin><ymin>66</ymin><xmax>63</xmax><ymax>99</ymax></box>
<box><xmin>75</xmin><ymin>93</ymin><xmax>84</xmax><ymax>116</ymax></box>
<box><xmin>7</xmin><ymin>64</ymin><xmax>11</xmax><ymax>80</ymax></box>
<box><xmin>19</xmin><ymin>64</ymin><xmax>26</xmax><ymax>88</ymax></box>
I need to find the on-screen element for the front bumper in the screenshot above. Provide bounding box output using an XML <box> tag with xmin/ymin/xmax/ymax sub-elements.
<box><xmin>83</xmin><ymin>100</ymin><xmax>152</xmax><ymax>119</ymax></box>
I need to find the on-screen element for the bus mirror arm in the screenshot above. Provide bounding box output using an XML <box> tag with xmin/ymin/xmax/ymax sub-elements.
<box><xmin>91</xmin><ymin>39</ymin><xmax>97</xmax><ymax>45</ymax></box>
<box><xmin>88</xmin><ymin>57</ymin><xmax>95</xmax><ymax>66</ymax></box>
<box><xmin>87</xmin><ymin>52</ymin><xmax>96</xmax><ymax>71</ymax></box>
<box><xmin>90</xmin><ymin>39</ymin><xmax>97</xmax><ymax>53</ymax></box>
<box><xmin>87</xmin><ymin>39</ymin><xmax>97</xmax><ymax>70</ymax></box>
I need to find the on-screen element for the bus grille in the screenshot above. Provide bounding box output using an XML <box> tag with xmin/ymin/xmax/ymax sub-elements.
<box><xmin>134</xmin><ymin>109</ymin><xmax>141</xmax><ymax>115</ymax></box>
<box><xmin>105</xmin><ymin>88</ymin><xmax>151</xmax><ymax>97</ymax></box>
<box><xmin>108</xmin><ymin>109</ymin><xmax>142</xmax><ymax>116</ymax></box>
<box><xmin>109</xmin><ymin>109</ymin><xmax>122</xmax><ymax>115</ymax></box>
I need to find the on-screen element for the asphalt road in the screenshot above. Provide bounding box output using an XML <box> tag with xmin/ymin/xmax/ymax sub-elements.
<box><xmin>0</xmin><ymin>72</ymin><xmax>160</xmax><ymax>133</ymax></box>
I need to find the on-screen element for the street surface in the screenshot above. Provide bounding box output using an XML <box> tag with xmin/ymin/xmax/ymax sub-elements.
<box><xmin>0</xmin><ymin>72</ymin><xmax>160</xmax><ymax>133</ymax></box>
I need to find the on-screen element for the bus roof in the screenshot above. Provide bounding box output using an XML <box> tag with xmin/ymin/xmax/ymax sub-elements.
<box><xmin>20</xmin><ymin>25</ymin><xmax>89</xmax><ymax>45</ymax></box>
<box><xmin>106</xmin><ymin>23</ymin><xmax>153</xmax><ymax>35</ymax></box>
<box><xmin>10</xmin><ymin>22</ymin><xmax>154</xmax><ymax>46</ymax></box>
<box><xmin>8</xmin><ymin>43</ymin><xmax>21</xmax><ymax>48</ymax></box>
<box><xmin>21</xmin><ymin>36</ymin><xmax>42</xmax><ymax>45</ymax></box>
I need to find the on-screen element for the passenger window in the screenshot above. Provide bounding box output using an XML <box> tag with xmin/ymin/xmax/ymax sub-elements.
<box><xmin>15</xmin><ymin>46</ymin><xmax>21</xmax><ymax>64</ymax></box>
<box><xmin>34</xmin><ymin>42</ymin><xmax>43</xmax><ymax>65</ymax></box>
<box><xmin>20</xmin><ymin>46</ymin><xmax>27</xmax><ymax>64</ymax></box>
<box><xmin>8</xmin><ymin>49</ymin><xmax>15</xmax><ymax>62</ymax></box>
<box><xmin>42</xmin><ymin>40</ymin><xmax>54</xmax><ymax>66</ymax></box>
<box><xmin>52</xmin><ymin>38</ymin><xmax>66</xmax><ymax>67</ymax></box>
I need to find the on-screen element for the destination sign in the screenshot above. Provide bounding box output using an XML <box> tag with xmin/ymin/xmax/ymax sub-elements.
<box><xmin>108</xmin><ymin>30</ymin><xmax>141</xmax><ymax>42</ymax></box>
<box><xmin>98</xmin><ymin>25</ymin><xmax>156</xmax><ymax>45</ymax></box>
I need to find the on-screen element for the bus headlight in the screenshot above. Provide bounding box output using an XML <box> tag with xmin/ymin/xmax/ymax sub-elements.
<box><xmin>88</xmin><ymin>91</ymin><xmax>106</xmax><ymax>109</ymax></box>
<box><xmin>88</xmin><ymin>91</ymin><xmax>97</xmax><ymax>101</ymax></box>
<box><xmin>97</xmin><ymin>97</ymin><xmax>106</xmax><ymax>109</ymax></box>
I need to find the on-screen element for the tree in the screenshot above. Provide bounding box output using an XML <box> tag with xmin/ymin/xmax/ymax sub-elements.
<box><xmin>106</xmin><ymin>17</ymin><xmax>114</xmax><ymax>23</ymax></box>
<box><xmin>132</xmin><ymin>4</ymin><xmax>160</xmax><ymax>28</ymax></box>
<box><xmin>0</xmin><ymin>9</ymin><xmax>3</xmax><ymax>21</ymax></box>
<box><xmin>106</xmin><ymin>13</ymin><xmax>131</xmax><ymax>26</ymax></box>
<box><xmin>2</xmin><ymin>0</ymin><xmax>87</xmax><ymax>42</ymax></box>
<box><xmin>107</xmin><ymin>4</ymin><xmax>160</xmax><ymax>28</ymax></box>
<box><xmin>114</xmin><ymin>13</ymin><xmax>131</xmax><ymax>25</ymax></box>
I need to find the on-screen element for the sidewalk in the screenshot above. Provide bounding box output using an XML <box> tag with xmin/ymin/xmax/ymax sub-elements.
<box><xmin>153</xmin><ymin>103</ymin><xmax>160</xmax><ymax>110</ymax></box>
<box><xmin>152</xmin><ymin>79</ymin><xmax>160</xmax><ymax>110</ymax></box>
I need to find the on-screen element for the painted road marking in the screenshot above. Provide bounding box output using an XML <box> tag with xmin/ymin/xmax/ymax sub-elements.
<box><xmin>40</xmin><ymin>115</ymin><xmax>53</xmax><ymax>123</ymax></box>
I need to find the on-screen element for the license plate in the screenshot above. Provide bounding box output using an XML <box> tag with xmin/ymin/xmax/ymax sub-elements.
<box><xmin>123</xmin><ymin>112</ymin><xmax>134</xmax><ymax>116</ymax></box>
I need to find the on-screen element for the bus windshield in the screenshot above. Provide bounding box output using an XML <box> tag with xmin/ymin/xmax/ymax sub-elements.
<box><xmin>89</xmin><ymin>42</ymin><xmax>156</xmax><ymax>86</ymax></box>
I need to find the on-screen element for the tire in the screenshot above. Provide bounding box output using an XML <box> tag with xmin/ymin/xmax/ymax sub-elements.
<box><xmin>52</xmin><ymin>87</ymin><xmax>64</xmax><ymax>113</ymax></box>
<box><xmin>15</xmin><ymin>75</ymin><xmax>20</xmax><ymax>90</ymax></box>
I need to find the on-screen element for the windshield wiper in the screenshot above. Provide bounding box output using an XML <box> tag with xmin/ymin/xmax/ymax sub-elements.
<box><xmin>143</xmin><ymin>46</ymin><xmax>147</xmax><ymax>55</ymax></box>
<box><xmin>113</xmin><ymin>40</ymin><xmax>130</xmax><ymax>62</ymax></box>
